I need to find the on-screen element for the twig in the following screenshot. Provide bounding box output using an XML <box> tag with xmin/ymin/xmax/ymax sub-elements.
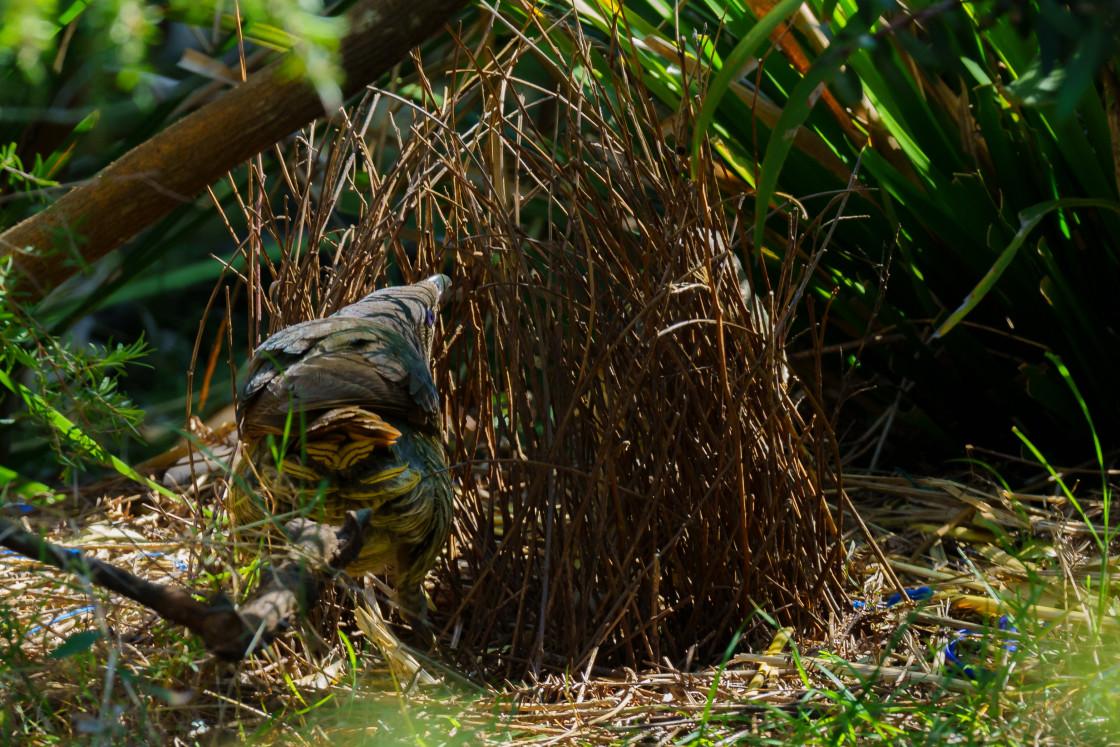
<box><xmin>0</xmin><ymin>509</ymin><xmax>371</xmax><ymax>660</ymax></box>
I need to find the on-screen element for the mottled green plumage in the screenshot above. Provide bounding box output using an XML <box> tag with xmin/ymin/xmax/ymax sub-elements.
<box><xmin>229</xmin><ymin>275</ymin><xmax>452</xmax><ymax>626</ymax></box>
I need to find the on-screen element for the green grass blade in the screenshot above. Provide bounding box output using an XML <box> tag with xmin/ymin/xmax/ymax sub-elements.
<box><xmin>752</xmin><ymin>52</ymin><xmax>847</xmax><ymax>247</ymax></box>
<box><xmin>1043</xmin><ymin>352</ymin><xmax>1104</xmax><ymax>488</ymax></box>
<box><xmin>0</xmin><ymin>465</ymin><xmax>54</xmax><ymax>500</ymax></box>
<box><xmin>689</xmin><ymin>0</ymin><xmax>804</xmax><ymax>172</ymax></box>
<box><xmin>933</xmin><ymin>198</ymin><xmax>1120</xmax><ymax>339</ymax></box>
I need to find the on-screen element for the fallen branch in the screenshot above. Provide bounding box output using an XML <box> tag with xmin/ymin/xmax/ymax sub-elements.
<box><xmin>0</xmin><ymin>509</ymin><xmax>371</xmax><ymax>661</ymax></box>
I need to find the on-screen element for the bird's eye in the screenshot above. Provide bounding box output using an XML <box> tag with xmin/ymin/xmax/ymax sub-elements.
<box><xmin>425</xmin><ymin>309</ymin><xmax>436</xmax><ymax>326</ymax></box>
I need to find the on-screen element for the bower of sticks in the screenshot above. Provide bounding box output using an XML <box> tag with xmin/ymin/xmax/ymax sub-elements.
<box><xmin>219</xmin><ymin>25</ymin><xmax>843</xmax><ymax>680</ymax></box>
<box><xmin>1</xmin><ymin>23</ymin><xmax>844</xmax><ymax>703</ymax></box>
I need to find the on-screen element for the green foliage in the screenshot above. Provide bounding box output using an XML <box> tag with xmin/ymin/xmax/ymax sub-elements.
<box><xmin>556</xmin><ymin>0</ymin><xmax>1120</xmax><ymax>457</ymax></box>
<box><xmin>0</xmin><ymin>0</ymin><xmax>358</xmax><ymax>484</ymax></box>
<box><xmin>0</xmin><ymin>147</ymin><xmax>164</xmax><ymax>486</ymax></box>
<box><xmin>0</xmin><ymin>256</ymin><xmax>156</xmax><ymax>483</ymax></box>
<box><xmin>1014</xmin><ymin>353</ymin><xmax>1116</xmax><ymax>637</ymax></box>
<box><xmin>0</xmin><ymin>140</ymin><xmax>59</xmax><ymax>197</ymax></box>
<box><xmin>0</xmin><ymin>0</ymin><xmax>347</xmax><ymax>106</ymax></box>
<box><xmin>46</xmin><ymin>629</ymin><xmax>103</xmax><ymax>659</ymax></box>
<box><xmin>0</xmin><ymin>0</ymin><xmax>63</xmax><ymax>85</ymax></box>
<box><xmin>1004</xmin><ymin>0</ymin><xmax>1120</xmax><ymax>116</ymax></box>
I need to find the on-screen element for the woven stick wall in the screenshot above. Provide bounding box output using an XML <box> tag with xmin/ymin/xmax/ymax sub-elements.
<box><xmin>240</xmin><ymin>17</ymin><xmax>842</xmax><ymax>679</ymax></box>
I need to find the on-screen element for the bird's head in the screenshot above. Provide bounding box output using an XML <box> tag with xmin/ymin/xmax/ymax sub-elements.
<box><xmin>409</xmin><ymin>274</ymin><xmax>451</xmax><ymax>359</ymax></box>
<box><xmin>336</xmin><ymin>274</ymin><xmax>451</xmax><ymax>361</ymax></box>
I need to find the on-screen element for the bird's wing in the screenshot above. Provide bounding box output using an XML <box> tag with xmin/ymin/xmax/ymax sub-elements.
<box><xmin>239</xmin><ymin>317</ymin><xmax>438</xmax><ymax>432</ymax></box>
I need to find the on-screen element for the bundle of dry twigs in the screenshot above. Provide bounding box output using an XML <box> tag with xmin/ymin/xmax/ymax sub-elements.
<box><xmin>220</xmin><ymin>17</ymin><xmax>842</xmax><ymax>679</ymax></box>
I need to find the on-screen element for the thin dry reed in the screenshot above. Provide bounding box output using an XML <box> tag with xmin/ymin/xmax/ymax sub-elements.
<box><xmin>227</xmin><ymin>15</ymin><xmax>842</xmax><ymax>679</ymax></box>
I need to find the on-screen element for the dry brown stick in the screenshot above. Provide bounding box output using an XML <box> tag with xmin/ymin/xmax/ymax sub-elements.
<box><xmin>0</xmin><ymin>0</ymin><xmax>470</xmax><ymax>300</ymax></box>
<box><xmin>0</xmin><ymin>510</ymin><xmax>370</xmax><ymax>661</ymax></box>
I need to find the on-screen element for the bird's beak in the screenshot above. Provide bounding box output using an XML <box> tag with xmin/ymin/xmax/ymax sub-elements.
<box><xmin>426</xmin><ymin>274</ymin><xmax>452</xmax><ymax>297</ymax></box>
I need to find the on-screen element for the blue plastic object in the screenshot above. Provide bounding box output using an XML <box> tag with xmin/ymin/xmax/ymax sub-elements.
<box><xmin>945</xmin><ymin>615</ymin><xmax>1018</xmax><ymax>681</ymax></box>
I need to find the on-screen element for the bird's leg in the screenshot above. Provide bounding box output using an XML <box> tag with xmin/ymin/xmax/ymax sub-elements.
<box><xmin>395</xmin><ymin>548</ymin><xmax>436</xmax><ymax>647</ymax></box>
<box><xmin>399</xmin><ymin>594</ymin><xmax>435</xmax><ymax>649</ymax></box>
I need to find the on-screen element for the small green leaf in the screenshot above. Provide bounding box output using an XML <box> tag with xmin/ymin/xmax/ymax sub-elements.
<box><xmin>58</xmin><ymin>0</ymin><xmax>93</xmax><ymax>26</ymax></box>
<box><xmin>48</xmin><ymin>630</ymin><xmax>102</xmax><ymax>659</ymax></box>
<box><xmin>0</xmin><ymin>465</ymin><xmax>54</xmax><ymax>500</ymax></box>
<box><xmin>73</xmin><ymin>109</ymin><xmax>100</xmax><ymax>133</ymax></box>
<box><xmin>960</xmin><ymin>57</ymin><xmax>992</xmax><ymax>87</ymax></box>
